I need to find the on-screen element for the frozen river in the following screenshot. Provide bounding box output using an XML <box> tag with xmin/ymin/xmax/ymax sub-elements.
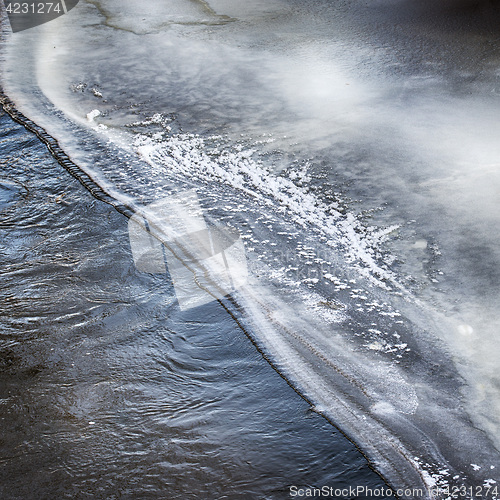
<box><xmin>1</xmin><ymin>0</ymin><xmax>500</xmax><ymax>497</ymax></box>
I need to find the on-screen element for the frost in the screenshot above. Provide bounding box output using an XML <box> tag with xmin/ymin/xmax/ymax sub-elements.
<box><xmin>86</xmin><ymin>109</ymin><xmax>101</xmax><ymax>122</ymax></box>
<box><xmin>134</xmin><ymin>129</ymin><xmax>403</xmax><ymax>291</ymax></box>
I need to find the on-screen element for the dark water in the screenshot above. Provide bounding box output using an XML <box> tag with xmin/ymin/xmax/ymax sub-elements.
<box><xmin>0</xmin><ymin>110</ymin><xmax>392</xmax><ymax>498</ymax></box>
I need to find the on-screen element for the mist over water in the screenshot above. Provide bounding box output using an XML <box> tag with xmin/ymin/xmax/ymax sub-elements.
<box><xmin>1</xmin><ymin>0</ymin><xmax>500</xmax><ymax>497</ymax></box>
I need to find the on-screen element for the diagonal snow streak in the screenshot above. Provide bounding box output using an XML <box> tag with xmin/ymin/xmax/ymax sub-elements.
<box><xmin>135</xmin><ymin>129</ymin><xmax>402</xmax><ymax>291</ymax></box>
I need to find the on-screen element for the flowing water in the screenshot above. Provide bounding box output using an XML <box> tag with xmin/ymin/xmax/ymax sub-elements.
<box><xmin>0</xmin><ymin>109</ymin><xmax>392</xmax><ymax>499</ymax></box>
<box><xmin>1</xmin><ymin>0</ymin><xmax>500</xmax><ymax>498</ymax></box>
